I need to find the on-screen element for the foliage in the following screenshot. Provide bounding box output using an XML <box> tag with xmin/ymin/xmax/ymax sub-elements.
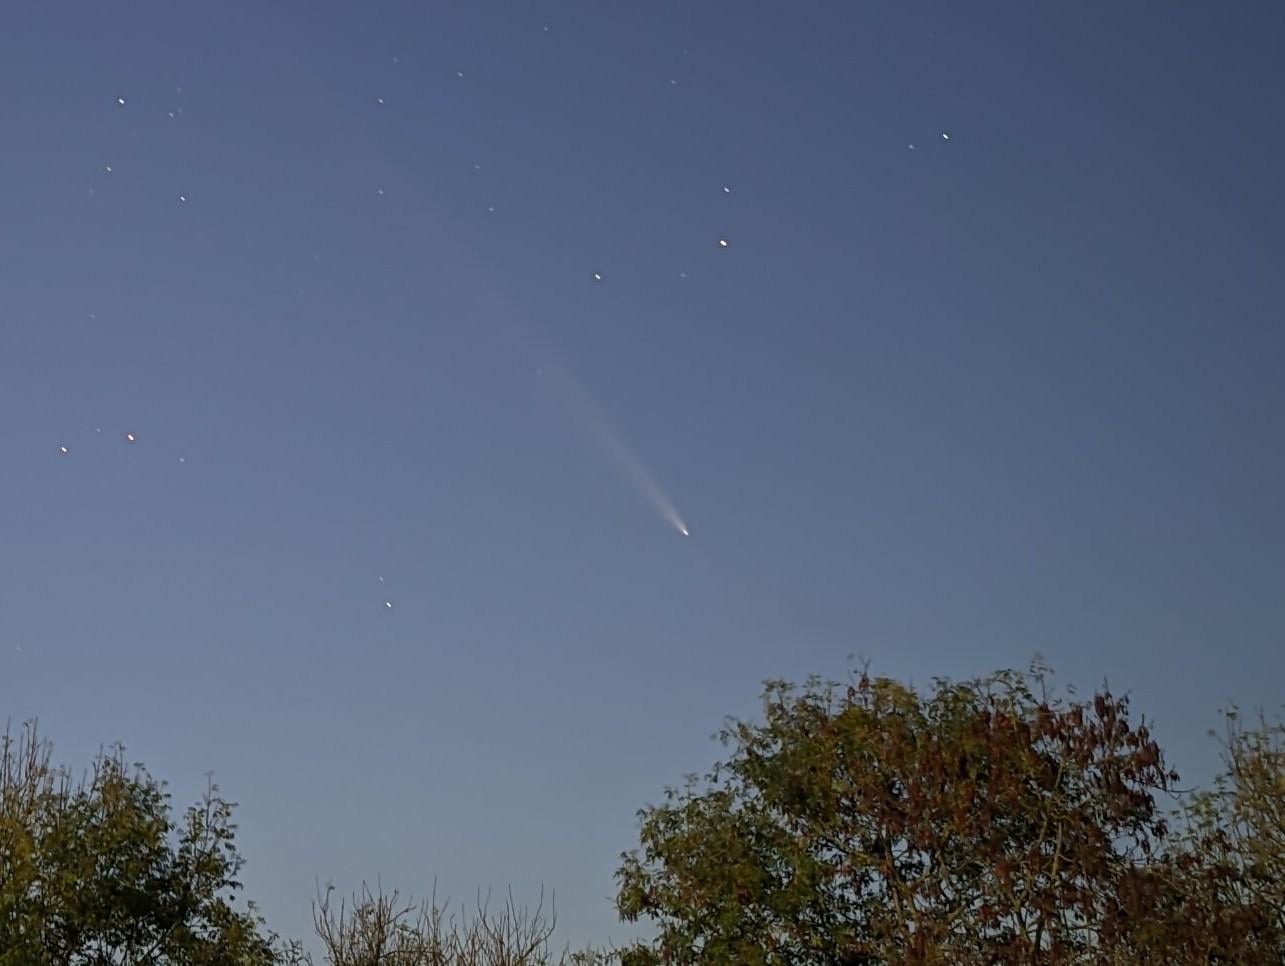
<box><xmin>614</xmin><ymin>664</ymin><xmax>1285</xmax><ymax>964</ymax></box>
<box><xmin>1118</xmin><ymin>706</ymin><xmax>1285</xmax><ymax>963</ymax></box>
<box><xmin>1209</xmin><ymin>707</ymin><xmax>1285</xmax><ymax>927</ymax></box>
<box><xmin>6</xmin><ymin>666</ymin><xmax>1284</xmax><ymax>966</ymax></box>
<box><xmin>0</xmin><ymin>720</ymin><xmax>296</xmax><ymax>965</ymax></box>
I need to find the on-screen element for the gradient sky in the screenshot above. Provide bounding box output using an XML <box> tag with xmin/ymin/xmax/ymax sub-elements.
<box><xmin>3</xmin><ymin>1</ymin><xmax>1284</xmax><ymax>953</ymax></box>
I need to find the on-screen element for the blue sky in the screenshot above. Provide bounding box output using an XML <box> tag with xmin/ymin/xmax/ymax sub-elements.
<box><xmin>2</xmin><ymin>1</ymin><xmax>1284</xmax><ymax>953</ymax></box>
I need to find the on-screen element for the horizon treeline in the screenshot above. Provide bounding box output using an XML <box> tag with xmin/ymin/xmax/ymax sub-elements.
<box><xmin>3</xmin><ymin>662</ymin><xmax>1283</xmax><ymax>964</ymax></box>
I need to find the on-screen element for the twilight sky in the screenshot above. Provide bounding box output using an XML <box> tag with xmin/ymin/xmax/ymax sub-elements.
<box><xmin>2</xmin><ymin>1</ymin><xmax>1284</xmax><ymax>953</ymax></box>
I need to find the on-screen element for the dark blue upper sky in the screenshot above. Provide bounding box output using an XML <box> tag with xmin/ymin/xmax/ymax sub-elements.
<box><xmin>3</xmin><ymin>0</ymin><xmax>1284</xmax><ymax>952</ymax></box>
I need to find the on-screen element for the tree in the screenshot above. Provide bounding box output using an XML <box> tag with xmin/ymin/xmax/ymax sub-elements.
<box><xmin>1207</xmin><ymin>706</ymin><xmax>1285</xmax><ymax>930</ymax></box>
<box><xmin>613</xmin><ymin>665</ymin><xmax>1285</xmax><ymax>964</ymax></box>
<box><xmin>304</xmin><ymin>881</ymin><xmax>609</xmax><ymax>966</ymax></box>
<box><xmin>0</xmin><ymin>720</ymin><xmax>298</xmax><ymax>965</ymax></box>
<box><xmin>1114</xmin><ymin>706</ymin><xmax>1285</xmax><ymax>963</ymax></box>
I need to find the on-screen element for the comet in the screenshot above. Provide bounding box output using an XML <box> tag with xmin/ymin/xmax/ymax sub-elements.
<box><xmin>541</xmin><ymin>356</ymin><xmax>692</xmax><ymax>538</ymax></box>
<box><xmin>571</xmin><ymin>387</ymin><xmax>692</xmax><ymax>538</ymax></box>
<box><xmin>323</xmin><ymin>134</ymin><xmax>692</xmax><ymax>540</ymax></box>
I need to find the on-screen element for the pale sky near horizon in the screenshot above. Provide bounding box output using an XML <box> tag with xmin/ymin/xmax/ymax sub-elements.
<box><xmin>2</xmin><ymin>1</ymin><xmax>1284</xmax><ymax>953</ymax></box>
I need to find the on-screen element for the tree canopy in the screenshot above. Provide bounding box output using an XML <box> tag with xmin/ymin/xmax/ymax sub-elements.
<box><xmin>614</xmin><ymin>665</ymin><xmax>1285</xmax><ymax>964</ymax></box>
<box><xmin>0</xmin><ymin>721</ymin><xmax>291</xmax><ymax>965</ymax></box>
<box><xmin>4</xmin><ymin>661</ymin><xmax>1284</xmax><ymax>965</ymax></box>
